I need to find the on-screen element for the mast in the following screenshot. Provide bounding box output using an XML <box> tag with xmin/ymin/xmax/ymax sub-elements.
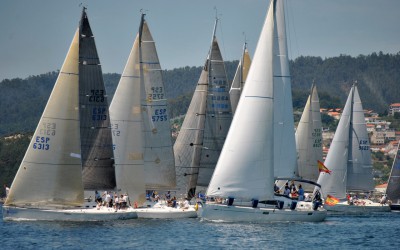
<box><xmin>239</xmin><ymin>41</ymin><xmax>247</xmax><ymax>90</ymax></box>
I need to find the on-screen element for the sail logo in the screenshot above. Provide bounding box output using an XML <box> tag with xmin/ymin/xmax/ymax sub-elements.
<box><xmin>33</xmin><ymin>136</ymin><xmax>50</xmax><ymax>150</ymax></box>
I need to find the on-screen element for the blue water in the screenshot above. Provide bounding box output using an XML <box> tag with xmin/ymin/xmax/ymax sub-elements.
<box><xmin>1</xmin><ymin>204</ymin><xmax>399</xmax><ymax>249</ymax></box>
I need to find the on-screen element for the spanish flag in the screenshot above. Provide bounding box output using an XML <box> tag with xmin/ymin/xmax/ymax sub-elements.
<box><xmin>318</xmin><ymin>160</ymin><xmax>332</xmax><ymax>174</ymax></box>
<box><xmin>325</xmin><ymin>194</ymin><xmax>340</xmax><ymax>206</ymax></box>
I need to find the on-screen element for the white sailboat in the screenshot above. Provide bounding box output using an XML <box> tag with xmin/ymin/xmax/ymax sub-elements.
<box><xmin>174</xmin><ymin>17</ymin><xmax>232</xmax><ymax>200</ymax></box>
<box><xmin>109</xmin><ymin>13</ymin><xmax>196</xmax><ymax>219</ymax></box>
<box><xmin>229</xmin><ymin>42</ymin><xmax>251</xmax><ymax>114</ymax></box>
<box><xmin>385</xmin><ymin>140</ymin><xmax>400</xmax><ymax>210</ymax></box>
<box><xmin>201</xmin><ymin>0</ymin><xmax>327</xmax><ymax>223</ymax></box>
<box><xmin>2</xmin><ymin>8</ymin><xmax>137</xmax><ymax>221</ymax></box>
<box><xmin>317</xmin><ymin>83</ymin><xmax>390</xmax><ymax>214</ymax></box>
<box><xmin>294</xmin><ymin>83</ymin><xmax>323</xmax><ymax>191</ymax></box>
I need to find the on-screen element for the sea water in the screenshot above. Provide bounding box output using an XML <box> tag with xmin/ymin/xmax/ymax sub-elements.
<box><xmin>1</xmin><ymin>204</ymin><xmax>399</xmax><ymax>249</ymax></box>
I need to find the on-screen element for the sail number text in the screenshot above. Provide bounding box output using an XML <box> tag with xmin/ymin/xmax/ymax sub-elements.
<box><xmin>89</xmin><ymin>89</ymin><xmax>105</xmax><ymax>102</ymax></box>
<box><xmin>33</xmin><ymin>136</ymin><xmax>50</xmax><ymax>150</ymax></box>
<box><xmin>92</xmin><ymin>107</ymin><xmax>107</xmax><ymax>121</ymax></box>
<box><xmin>148</xmin><ymin>87</ymin><xmax>164</xmax><ymax>101</ymax></box>
<box><xmin>39</xmin><ymin>122</ymin><xmax>56</xmax><ymax>136</ymax></box>
<box><xmin>152</xmin><ymin>108</ymin><xmax>167</xmax><ymax>122</ymax></box>
<box><xmin>313</xmin><ymin>128</ymin><xmax>322</xmax><ymax>148</ymax></box>
<box><xmin>359</xmin><ymin>140</ymin><xmax>370</xmax><ymax>150</ymax></box>
<box><xmin>111</xmin><ymin>123</ymin><xmax>120</xmax><ymax>137</ymax></box>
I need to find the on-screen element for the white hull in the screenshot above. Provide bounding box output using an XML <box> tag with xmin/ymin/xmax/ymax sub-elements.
<box><xmin>325</xmin><ymin>201</ymin><xmax>391</xmax><ymax>214</ymax></box>
<box><xmin>135</xmin><ymin>207</ymin><xmax>197</xmax><ymax>219</ymax></box>
<box><xmin>201</xmin><ymin>203</ymin><xmax>327</xmax><ymax>222</ymax></box>
<box><xmin>2</xmin><ymin>205</ymin><xmax>138</xmax><ymax>221</ymax></box>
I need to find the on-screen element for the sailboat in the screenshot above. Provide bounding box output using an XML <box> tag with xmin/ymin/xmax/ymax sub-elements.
<box><xmin>174</xmin><ymin>17</ymin><xmax>232</xmax><ymax>200</ymax></box>
<box><xmin>201</xmin><ymin>0</ymin><xmax>327</xmax><ymax>222</ymax></box>
<box><xmin>317</xmin><ymin>83</ymin><xmax>390</xmax><ymax>214</ymax></box>
<box><xmin>2</xmin><ymin>8</ymin><xmax>137</xmax><ymax>221</ymax></box>
<box><xmin>109</xmin><ymin>13</ymin><xmax>196</xmax><ymax>219</ymax></box>
<box><xmin>294</xmin><ymin>83</ymin><xmax>323</xmax><ymax>190</ymax></box>
<box><xmin>386</xmin><ymin>140</ymin><xmax>400</xmax><ymax>210</ymax></box>
<box><xmin>229</xmin><ymin>42</ymin><xmax>251</xmax><ymax>114</ymax></box>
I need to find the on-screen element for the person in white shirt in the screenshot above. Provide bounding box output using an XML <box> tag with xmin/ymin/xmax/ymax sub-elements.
<box><xmin>4</xmin><ymin>184</ymin><xmax>10</xmax><ymax>198</ymax></box>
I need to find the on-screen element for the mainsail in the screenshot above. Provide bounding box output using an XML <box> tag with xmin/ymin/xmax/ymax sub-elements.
<box><xmin>229</xmin><ymin>42</ymin><xmax>251</xmax><ymax>114</ymax></box>
<box><xmin>272</xmin><ymin>0</ymin><xmax>298</xmax><ymax>179</ymax></box>
<box><xmin>109</xmin><ymin>14</ymin><xmax>153</xmax><ymax>204</ymax></box>
<box><xmin>139</xmin><ymin>15</ymin><xmax>176</xmax><ymax>190</ymax></box>
<box><xmin>79</xmin><ymin>9</ymin><xmax>116</xmax><ymax>190</ymax></box>
<box><xmin>386</xmin><ymin>141</ymin><xmax>400</xmax><ymax>203</ymax></box>
<box><xmin>295</xmin><ymin>83</ymin><xmax>323</xmax><ymax>184</ymax></box>
<box><xmin>207</xmin><ymin>0</ymin><xmax>275</xmax><ymax>201</ymax></box>
<box><xmin>317</xmin><ymin>84</ymin><xmax>373</xmax><ymax>199</ymax></box>
<box><xmin>347</xmin><ymin>86</ymin><xmax>374</xmax><ymax>191</ymax></box>
<box><xmin>174</xmin><ymin>18</ymin><xmax>232</xmax><ymax>199</ymax></box>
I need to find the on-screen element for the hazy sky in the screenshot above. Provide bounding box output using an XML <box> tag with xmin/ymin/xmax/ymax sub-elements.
<box><xmin>1</xmin><ymin>0</ymin><xmax>399</xmax><ymax>81</ymax></box>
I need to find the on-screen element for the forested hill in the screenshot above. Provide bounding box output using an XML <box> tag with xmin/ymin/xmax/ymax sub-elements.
<box><xmin>0</xmin><ymin>51</ymin><xmax>399</xmax><ymax>136</ymax></box>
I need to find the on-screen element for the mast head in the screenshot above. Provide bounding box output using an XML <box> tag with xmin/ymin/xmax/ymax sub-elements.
<box><xmin>138</xmin><ymin>10</ymin><xmax>147</xmax><ymax>45</ymax></box>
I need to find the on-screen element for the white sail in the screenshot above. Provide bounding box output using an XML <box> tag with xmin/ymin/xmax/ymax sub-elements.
<box><xmin>206</xmin><ymin>0</ymin><xmax>275</xmax><ymax>201</ymax></box>
<box><xmin>295</xmin><ymin>84</ymin><xmax>323</xmax><ymax>183</ymax></box>
<box><xmin>347</xmin><ymin>86</ymin><xmax>374</xmax><ymax>191</ymax></box>
<box><xmin>317</xmin><ymin>84</ymin><xmax>373</xmax><ymax>199</ymax></box>
<box><xmin>139</xmin><ymin>17</ymin><xmax>176</xmax><ymax>190</ymax></box>
<box><xmin>386</xmin><ymin>141</ymin><xmax>400</xmax><ymax>202</ymax></box>
<box><xmin>229</xmin><ymin>43</ymin><xmax>252</xmax><ymax>114</ymax></box>
<box><xmin>110</xmin><ymin>26</ymin><xmax>146</xmax><ymax>204</ymax></box>
<box><xmin>273</xmin><ymin>0</ymin><xmax>298</xmax><ymax>178</ymax></box>
<box><xmin>174</xmin><ymin>19</ymin><xmax>232</xmax><ymax>199</ymax></box>
<box><xmin>5</xmin><ymin>29</ymin><xmax>84</xmax><ymax>207</ymax></box>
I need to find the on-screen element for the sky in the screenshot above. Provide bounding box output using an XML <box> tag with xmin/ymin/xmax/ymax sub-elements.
<box><xmin>1</xmin><ymin>0</ymin><xmax>400</xmax><ymax>81</ymax></box>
